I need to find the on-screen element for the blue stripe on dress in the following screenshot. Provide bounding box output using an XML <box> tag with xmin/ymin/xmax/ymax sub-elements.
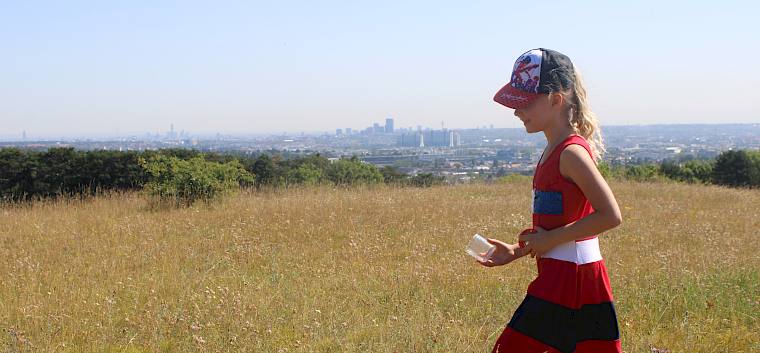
<box><xmin>533</xmin><ymin>190</ymin><xmax>563</xmax><ymax>215</ymax></box>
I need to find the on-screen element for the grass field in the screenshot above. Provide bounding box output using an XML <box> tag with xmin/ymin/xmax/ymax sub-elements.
<box><xmin>1</xmin><ymin>180</ymin><xmax>758</xmax><ymax>352</ymax></box>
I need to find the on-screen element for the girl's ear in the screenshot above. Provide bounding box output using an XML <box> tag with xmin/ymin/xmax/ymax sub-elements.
<box><xmin>549</xmin><ymin>92</ymin><xmax>564</xmax><ymax>107</ymax></box>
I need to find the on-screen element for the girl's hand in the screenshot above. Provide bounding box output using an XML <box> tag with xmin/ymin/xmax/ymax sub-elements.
<box><xmin>518</xmin><ymin>226</ymin><xmax>559</xmax><ymax>258</ymax></box>
<box><xmin>477</xmin><ymin>238</ymin><xmax>528</xmax><ymax>267</ymax></box>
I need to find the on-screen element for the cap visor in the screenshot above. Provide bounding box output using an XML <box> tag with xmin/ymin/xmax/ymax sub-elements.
<box><xmin>493</xmin><ymin>83</ymin><xmax>540</xmax><ymax>109</ymax></box>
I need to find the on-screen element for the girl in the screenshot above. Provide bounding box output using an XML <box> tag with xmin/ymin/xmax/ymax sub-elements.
<box><xmin>479</xmin><ymin>48</ymin><xmax>623</xmax><ymax>353</ymax></box>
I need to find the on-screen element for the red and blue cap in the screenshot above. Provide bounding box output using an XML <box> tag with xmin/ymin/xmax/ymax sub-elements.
<box><xmin>493</xmin><ymin>48</ymin><xmax>576</xmax><ymax>109</ymax></box>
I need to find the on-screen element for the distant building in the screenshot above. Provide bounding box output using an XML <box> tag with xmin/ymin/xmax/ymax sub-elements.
<box><xmin>400</xmin><ymin>132</ymin><xmax>424</xmax><ymax>147</ymax></box>
<box><xmin>399</xmin><ymin>129</ymin><xmax>460</xmax><ymax>148</ymax></box>
<box><xmin>336</xmin><ymin>128</ymin><xmax>343</xmax><ymax>136</ymax></box>
<box><xmin>345</xmin><ymin>128</ymin><xmax>352</xmax><ymax>135</ymax></box>
<box><xmin>450</xmin><ymin>131</ymin><xmax>461</xmax><ymax>147</ymax></box>
<box><xmin>373</xmin><ymin>123</ymin><xmax>383</xmax><ymax>133</ymax></box>
<box><xmin>426</xmin><ymin>129</ymin><xmax>449</xmax><ymax>147</ymax></box>
<box><xmin>385</xmin><ymin>118</ymin><xmax>394</xmax><ymax>133</ymax></box>
<box><xmin>425</xmin><ymin>129</ymin><xmax>460</xmax><ymax>147</ymax></box>
<box><xmin>167</xmin><ymin>124</ymin><xmax>177</xmax><ymax>140</ymax></box>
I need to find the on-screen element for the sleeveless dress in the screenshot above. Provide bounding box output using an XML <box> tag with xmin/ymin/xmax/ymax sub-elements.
<box><xmin>491</xmin><ymin>135</ymin><xmax>622</xmax><ymax>353</ymax></box>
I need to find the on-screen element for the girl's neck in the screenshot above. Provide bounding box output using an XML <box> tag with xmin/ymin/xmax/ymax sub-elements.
<box><xmin>542</xmin><ymin>120</ymin><xmax>575</xmax><ymax>148</ymax></box>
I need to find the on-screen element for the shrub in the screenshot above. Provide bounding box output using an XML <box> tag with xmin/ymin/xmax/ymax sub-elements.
<box><xmin>140</xmin><ymin>155</ymin><xmax>254</xmax><ymax>207</ymax></box>
<box><xmin>713</xmin><ymin>150</ymin><xmax>760</xmax><ymax>188</ymax></box>
<box><xmin>286</xmin><ymin>163</ymin><xmax>324</xmax><ymax>186</ymax></box>
<box><xmin>624</xmin><ymin>164</ymin><xmax>661</xmax><ymax>182</ymax></box>
<box><xmin>407</xmin><ymin>173</ymin><xmax>446</xmax><ymax>187</ymax></box>
<box><xmin>380</xmin><ymin>166</ymin><xmax>407</xmax><ymax>185</ymax></box>
<box><xmin>660</xmin><ymin>160</ymin><xmax>714</xmax><ymax>184</ymax></box>
<box><xmin>251</xmin><ymin>154</ymin><xmax>279</xmax><ymax>188</ymax></box>
<box><xmin>325</xmin><ymin>157</ymin><xmax>384</xmax><ymax>186</ymax></box>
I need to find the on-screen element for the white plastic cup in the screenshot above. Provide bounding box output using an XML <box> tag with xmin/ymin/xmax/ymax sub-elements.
<box><xmin>466</xmin><ymin>233</ymin><xmax>495</xmax><ymax>262</ymax></box>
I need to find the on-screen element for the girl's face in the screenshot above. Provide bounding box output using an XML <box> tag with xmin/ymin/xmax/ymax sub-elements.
<box><xmin>512</xmin><ymin>94</ymin><xmax>555</xmax><ymax>133</ymax></box>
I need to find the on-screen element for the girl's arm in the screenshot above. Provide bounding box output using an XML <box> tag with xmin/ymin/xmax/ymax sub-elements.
<box><xmin>520</xmin><ymin>144</ymin><xmax>622</xmax><ymax>257</ymax></box>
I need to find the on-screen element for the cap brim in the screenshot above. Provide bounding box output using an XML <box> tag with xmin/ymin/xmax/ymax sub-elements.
<box><xmin>493</xmin><ymin>83</ymin><xmax>540</xmax><ymax>109</ymax></box>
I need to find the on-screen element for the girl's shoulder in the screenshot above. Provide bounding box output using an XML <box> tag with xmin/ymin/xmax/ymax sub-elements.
<box><xmin>560</xmin><ymin>135</ymin><xmax>593</xmax><ymax>161</ymax></box>
<box><xmin>544</xmin><ymin>134</ymin><xmax>592</xmax><ymax>168</ymax></box>
<box><xmin>559</xmin><ymin>142</ymin><xmax>598</xmax><ymax>184</ymax></box>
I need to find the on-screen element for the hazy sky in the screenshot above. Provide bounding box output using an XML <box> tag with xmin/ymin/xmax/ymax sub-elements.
<box><xmin>1</xmin><ymin>0</ymin><xmax>758</xmax><ymax>138</ymax></box>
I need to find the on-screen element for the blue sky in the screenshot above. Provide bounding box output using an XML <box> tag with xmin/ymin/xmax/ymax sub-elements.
<box><xmin>1</xmin><ymin>0</ymin><xmax>758</xmax><ymax>138</ymax></box>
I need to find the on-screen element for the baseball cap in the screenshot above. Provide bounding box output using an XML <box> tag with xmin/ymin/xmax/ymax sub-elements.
<box><xmin>493</xmin><ymin>48</ymin><xmax>575</xmax><ymax>109</ymax></box>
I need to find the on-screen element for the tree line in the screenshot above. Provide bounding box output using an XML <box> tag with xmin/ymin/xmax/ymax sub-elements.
<box><xmin>598</xmin><ymin>149</ymin><xmax>760</xmax><ymax>187</ymax></box>
<box><xmin>0</xmin><ymin>147</ymin><xmax>445</xmax><ymax>202</ymax></box>
<box><xmin>1</xmin><ymin>147</ymin><xmax>757</xmax><ymax>202</ymax></box>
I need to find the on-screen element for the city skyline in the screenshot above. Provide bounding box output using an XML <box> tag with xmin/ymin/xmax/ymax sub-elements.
<box><xmin>2</xmin><ymin>1</ymin><xmax>759</xmax><ymax>137</ymax></box>
<box><xmin>3</xmin><ymin>124</ymin><xmax>758</xmax><ymax>178</ymax></box>
<box><xmin>5</xmin><ymin>121</ymin><xmax>760</xmax><ymax>142</ymax></box>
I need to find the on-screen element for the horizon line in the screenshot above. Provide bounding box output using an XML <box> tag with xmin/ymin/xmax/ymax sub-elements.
<box><xmin>1</xmin><ymin>122</ymin><xmax>759</xmax><ymax>142</ymax></box>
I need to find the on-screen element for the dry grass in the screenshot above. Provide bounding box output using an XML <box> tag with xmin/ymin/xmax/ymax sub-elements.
<box><xmin>1</xmin><ymin>181</ymin><xmax>758</xmax><ymax>352</ymax></box>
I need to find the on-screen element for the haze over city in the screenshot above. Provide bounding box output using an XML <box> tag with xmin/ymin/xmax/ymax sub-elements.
<box><xmin>1</xmin><ymin>0</ymin><xmax>758</xmax><ymax>140</ymax></box>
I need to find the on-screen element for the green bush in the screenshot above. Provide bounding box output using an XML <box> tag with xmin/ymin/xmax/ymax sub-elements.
<box><xmin>407</xmin><ymin>173</ymin><xmax>446</xmax><ymax>187</ymax></box>
<box><xmin>140</xmin><ymin>155</ymin><xmax>254</xmax><ymax>207</ymax></box>
<box><xmin>713</xmin><ymin>150</ymin><xmax>760</xmax><ymax>188</ymax></box>
<box><xmin>325</xmin><ymin>157</ymin><xmax>384</xmax><ymax>186</ymax></box>
<box><xmin>286</xmin><ymin>163</ymin><xmax>324</xmax><ymax>186</ymax></box>
<box><xmin>0</xmin><ymin>147</ymin><xmax>147</xmax><ymax>201</ymax></box>
<box><xmin>380</xmin><ymin>166</ymin><xmax>407</xmax><ymax>185</ymax></box>
<box><xmin>251</xmin><ymin>154</ymin><xmax>281</xmax><ymax>188</ymax></box>
<box><xmin>660</xmin><ymin>160</ymin><xmax>714</xmax><ymax>184</ymax></box>
<box><xmin>624</xmin><ymin>164</ymin><xmax>661</xmax><ymax>182</ymax></box>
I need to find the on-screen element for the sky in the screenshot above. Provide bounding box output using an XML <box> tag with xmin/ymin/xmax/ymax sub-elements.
<box><xmin>1</xmin><ymin>0</ymin><xmax>758</xmax><ymax>139</ymax></box>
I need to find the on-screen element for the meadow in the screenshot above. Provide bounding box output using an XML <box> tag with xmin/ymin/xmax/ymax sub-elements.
<box><xmin>1</xmin><ymin>180</ymin><xmax>758</xmax><ymax>352</ymax></box>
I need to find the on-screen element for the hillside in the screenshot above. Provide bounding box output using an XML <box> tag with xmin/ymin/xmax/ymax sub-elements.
<box><xmin>1</xmin><ymin>181</ymin><xmax>758</xmax><ymax>352</ymax></box>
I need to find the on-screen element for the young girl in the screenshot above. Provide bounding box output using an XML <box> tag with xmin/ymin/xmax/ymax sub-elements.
<box><xmin>479</xmin><ymin>48</ymin><xmax>623</xmax><ymax>353</ymax></box>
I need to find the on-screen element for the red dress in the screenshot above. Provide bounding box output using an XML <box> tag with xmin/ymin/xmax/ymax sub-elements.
<box><xmin>491</xmin><ymin>135</ymin><xmax>622</xmax><ymax>353</ymax></box>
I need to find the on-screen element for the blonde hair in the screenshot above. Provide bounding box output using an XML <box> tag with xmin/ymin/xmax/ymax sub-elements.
<box><xmin>551</xmin><ymin>67</ymin><xmax>605</xmax><ymax>161</ymax></box>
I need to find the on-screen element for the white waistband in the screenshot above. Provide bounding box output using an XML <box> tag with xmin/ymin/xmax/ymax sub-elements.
<box><xmin>542</xmin><ymin>237</ymin><xmax>602</xmax><ymax>265</ymax></box>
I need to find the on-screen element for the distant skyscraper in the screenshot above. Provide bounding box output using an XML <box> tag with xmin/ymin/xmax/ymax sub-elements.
<box><xmin>168</xmin><ymin>123</ymin><xmax>176</xmax><ymax>140</ymax></box>
<box><xmin>346</xmin><ymin>128</ymin><xmax>352</xmax><ymax>135</ymax></box>
<box><xmin>399</xmin><ymin>132</ymin><xmax>424</xmax><ymax>147</ymax></box>
<box><xmin>426</xmin><ymin>129</ymin><xmax>449</xmax><ymax>147</ymax></box>
<box><xmin>401</xmin><ymin>129</ymin><xmax>460</xmax><ymax>148</ymax></box>
<box><xmin>336</xmin><ymin>128</ymin><xmax>343</xmax><ymax>136</ymax></box>
<box><xmin>385</xmin><ymin>118</ymin><xmax>394</xmax><ymax>133</ymax></box>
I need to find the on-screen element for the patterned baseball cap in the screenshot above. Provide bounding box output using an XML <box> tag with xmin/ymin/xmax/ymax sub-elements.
<box><xmin>493</xmin><ymin>48</ymin><xmax>575</xmax><ymax>109</ymax></box>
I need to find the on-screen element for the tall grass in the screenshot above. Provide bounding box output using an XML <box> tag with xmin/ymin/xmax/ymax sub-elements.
<box><xmin>1</xmin><ymin>181</ymin><xmax>758</xmax><ymax>352</ymax></box>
